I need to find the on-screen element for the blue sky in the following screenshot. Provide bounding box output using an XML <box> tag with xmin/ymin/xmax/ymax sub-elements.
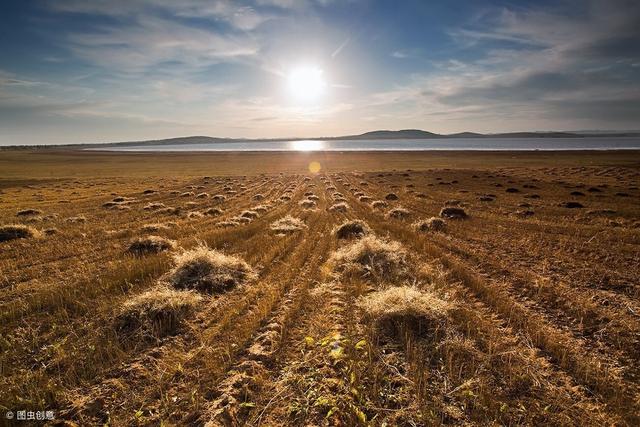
<box><xmin>1</xmin><ymin>0</ymin><xmax>639</xmax><ymax>144</ymax></box>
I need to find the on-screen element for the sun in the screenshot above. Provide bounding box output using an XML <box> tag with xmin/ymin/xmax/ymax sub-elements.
<box><xmin>287</xmin><ymin>66</ymin><xmax>326</xmax><ymax>102</ymax></box>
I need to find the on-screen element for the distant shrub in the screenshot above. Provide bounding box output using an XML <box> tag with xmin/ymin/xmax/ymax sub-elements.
<box><xmin>169</xmin><ymin>245</ymin><xmax>256</xmax><ymax>293</ymax></box>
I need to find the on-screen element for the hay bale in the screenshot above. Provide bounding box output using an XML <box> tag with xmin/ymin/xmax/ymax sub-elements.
<box><xmin>440</xmin><ymin>207</ymin><xmax>468</xmax><ymax>219</ymax></box>
<box><xmin>333</xmin><ymin>220</ymin><xmax>370</xmax><ymax>239</ymax></box>
<box><xmin>414</xmin><ymin>217</ymin><xmax>446</xmax><ymax>232</ymax></box>
<box><xmin>270</xmin><ymin>216</ymin><xmax>307</xmax><ymax>233</ymax></box>
<box><xmin>387</xmin><ymin>207</ymin><xmax>410</xmax><ymax>220</ymax></box>
<box><xmin>116</xmin><ymin>287</ymin><xmax>201</xmax><ymax>339</ymax></box>
<box><xmin>330</xmin><ymin>235</ymin><xmax>411</xmax><ymax>282</ymax></box>
<box><xmin>0</xmin><ymin>224</ymin><xmax>40</xmax><ymax>242</ymax></box>
<box><xmin>128</xmin><ymin>235</ymin><xmax>176</xmax><ymax>255</ymax></box>
<box><xmin>357</xmin><ymin>286</ymin><xmax>449</xmax><ymax>335</ymax></box>
<box><xmin>329</xmin><ymin>202</ymin><xmax>348</xmax><ymax>213</ymax></box>
<box><xmin>169</xmin><ymin>245</ymin><xmax>256</xmax><ymax>293</ymax></box>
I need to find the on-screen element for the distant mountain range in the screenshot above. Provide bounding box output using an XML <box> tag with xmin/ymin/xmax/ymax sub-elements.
<box><xmin>105</xmin><ymin>129</ymin><xmax>640</xmax><ymax>147</ymax></box>
<box><xmin>5</xmin><ymin>129</ymin><xmax>640</xmax><ymax>149</ymax></box>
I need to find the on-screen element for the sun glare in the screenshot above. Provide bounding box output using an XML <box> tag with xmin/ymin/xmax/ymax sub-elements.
<box><xmin>291</xmin><ymin>139</ymin><xmax>324</xmax><ymax>151</ymax></box>
<box><xmin>287</xmin><ymin>66</ymin><xmax>326</xmax><ymax>102</ymax></box>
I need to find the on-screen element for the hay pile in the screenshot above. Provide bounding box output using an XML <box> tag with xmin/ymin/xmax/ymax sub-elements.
<box><xmin>169</xmin><ymin>245</ymin><xmax>256</xmax><ymax>293</ymax></box>
<box><xmin>357</xmin><ymin>286</ymin><xmax>449</xmax><ymax>336</ymax></box>
<box><xmin>387</xmin><ymin>207</ymin><xmax>410</xmax><ymax>220</ymax></box>
<box><xmin>116</xmin><ymin>287</ymin><xmax>201</xmax><ymax>338</ymax></box>
<box><xmin>440</xmin><ymin>207</ymin><xmax>468</xmax><ymax>219</ymax></box>
<box><xmin>413</xmin><ymin>217</ymin><xmax>446</xmax><ymax>232</ymax></box>
<box><xmin>330</xmin><ymin>235</ymin><xmax>411</xmax><ymax>282</ymax></box>
<box><xmin>328</xmin><ymin>202</ymin><xmax>348</xmax><ymax>213</ymax></box>
<box><xmin>0</xmin><ymin>224</ymin><xmax>40</xmax><ymax>242</ymax></box>
<box><xmin>333</xmin><ymin>220</ymin><xmax>370</xmax><ymax>239</ymax></box>
<box><xmin>128</xmin><ymin>235</ymin><xmax>176</xmax><ymax>255</ymax></box>
<box><xmin>270</xmin><ymin>216</ymin><xmax>307</xmax><ymax>233</ymax></box>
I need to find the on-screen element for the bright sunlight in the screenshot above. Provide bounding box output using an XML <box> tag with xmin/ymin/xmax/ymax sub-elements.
<box><xmin>287</xmin><ymin>66</ymin><xmax>326</xmax><ymax>102</ymax></box>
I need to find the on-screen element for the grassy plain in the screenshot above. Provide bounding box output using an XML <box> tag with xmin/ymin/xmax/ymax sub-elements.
<box><xmin>1</xmin><ymin>148</ymin><xmax>639</xmax><ymax>426</ymax></box>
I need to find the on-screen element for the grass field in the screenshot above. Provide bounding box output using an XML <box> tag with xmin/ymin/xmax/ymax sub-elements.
<box><xmin>1</xmin><ymin>149</ymin><xmax>639</xmax><ymax>426</ymax></box>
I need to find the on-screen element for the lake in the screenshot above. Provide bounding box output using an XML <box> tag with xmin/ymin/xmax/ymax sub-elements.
<box><xmin>90</xmin><ymin>137</ymin><xmax>640</xmax><ymax>152</ymax></box>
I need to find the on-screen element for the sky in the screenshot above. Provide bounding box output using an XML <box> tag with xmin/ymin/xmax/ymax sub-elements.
<box><xmin>1</xmin><ymin>0</ymin><xmax>639</xmax><ymax>145</ymax></box>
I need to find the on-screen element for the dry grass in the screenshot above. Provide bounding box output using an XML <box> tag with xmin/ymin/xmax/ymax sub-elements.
<box><xmin>1</xmin><ymin>150</ymin><xmax>639</xmax><ymax>426</ymax></box>
<box><xmin>413</xmin><ymin>217</ymin><xmax>446</xmax><ymax>232</ymax></box>
<box><xmin>169</xmin><ymin>245</ymin><xmax>256</xmax><ymax>293</ymax></box>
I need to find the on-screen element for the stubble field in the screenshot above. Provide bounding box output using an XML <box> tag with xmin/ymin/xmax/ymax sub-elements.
<box><xmin>1</xmin><ymin>149</ymin><xmax>639</xmax><ymax>426</ymax></box>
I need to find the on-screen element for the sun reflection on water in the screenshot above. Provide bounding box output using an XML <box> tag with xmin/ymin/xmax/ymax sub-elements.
<box><xmin>290</xmin><ymin>140</ymin><xmax>325</xmax><ymax>151</ymax></box>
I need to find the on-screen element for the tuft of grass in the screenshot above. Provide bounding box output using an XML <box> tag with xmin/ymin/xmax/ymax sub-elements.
<box><xmin>241</xmin><ymin>210</ymin><xmax>259</xmax><ymax>219</ymax></box>
<box><xmin>371</xmin><ymin>200</ymin><xmax>388</xmax><ymax>209</ymax></box>
<box><xmin>168</xmin><ymin>245</ymin><xmax>256</xmax><ymax>293</ymax></box>
<box><xmin>0</xmin><ymin>224</ymin><xmax>40</xmax><ymax>241</ymax></box>
<box><xmin>385</xmin><ymin>193</ymin><xmax>399</xmax><ymax>200</ymax></box>
<box><xmin>127</xmin><ymin>235</ymin><xmax>176</xmax><ymax>255</ymax></box>
<box><xmin>115</xmin><ymin>287</ymin><xmax>201</xmax><ymax>339</ymax></box>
